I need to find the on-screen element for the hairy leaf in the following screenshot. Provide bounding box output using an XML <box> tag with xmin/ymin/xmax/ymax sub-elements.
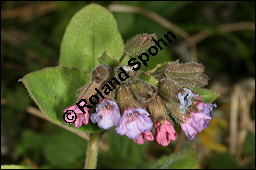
<box><xmin>19</xmin><ymin>66</ymin><xmax>103</xmax><ymax>133</ymax></box>
<box><xmin>189</xmin><ymin>86</ymin><xmax>220</xmax><ymax>103</ymax></box>
<box><xmin>170</xmin><ymin>73</ymin><xmax>208</xmax><ymax>87</ymax></box>
<box><xmin>59</xmin><ymin>4</ymin><xmax>124</xmax><ymax>72</ymax></box>
<box><xmin>151</xmin><ymin>147</ymin><xmax>198</xmax><ymax>169</ymax></box>
<box><xmin>151</xmin><ymin>61</ymin><xmax>208</xmax><ymax>87</ymax></box>
<box><xmin>138</xmin><ymin>71</ymin><xmax>158</xmax><ymax>86</ymax></box>
<box><xmin>98</xmin><ymin>50</ymin><xmax>120</xmax><ymax>68</ymax></box>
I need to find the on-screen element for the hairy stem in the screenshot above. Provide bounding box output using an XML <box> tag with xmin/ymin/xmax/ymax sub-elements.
<box><xmin>84</xmin><ymin>133</ymin><xmax>103</xmax><ymax>169</ymax></box>
<box><xmin>119</xmin><ymin>52</ymin><xmax>127</xmax><ymax>63</ymax></box>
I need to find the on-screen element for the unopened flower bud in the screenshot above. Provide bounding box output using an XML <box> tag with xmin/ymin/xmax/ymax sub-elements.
<box><xmin>91</xmin><ymin>64</ymin><xmax>113</xmax><ymax>83</ymax></box>
<box><xmin>158</xmin><ymin>78</ymin><xmax>182</xmax><ymax>103</ymax></box>
<box><xmin>116</xmin><ymin>85</ymin><xmax>141</xmax><ymax>111</ymax></box>
<box><xmin>77</xmin><ymin>82</ymin><xmax>101</xmax><ymax>102</ymax></box>
<box><xmin>147</xmin><ymin>95</ymin><xmax>168</xmax><ymax>124</ymax></box>
<box><xmin>153</xmin><ymin>61</ymin><xmax>209</xmax><ymax>87</ymax></box>
<box><xmin>76</xmin><ymin>84</ymin><xmax>89</xmax><ymax>99</ymax></box>
<box><xmin>165</xmin><ymin>61</ymin><xmax>205</xmax><ymax>74</ymax></box>
<box><xmin>124</xmin><ymin>34</ymin><xmax>157</xmax><ymax>57</ymax></box>
<box><xmin>166</xmin><ymin>62</ymin><xmax>208</xmax><ymax>87</ymax></box>
<box><xmin>114</xmin><ymin>65</ymin><xmax>138</xmax><ymax>83</ymax></box>
<box><xmin>164</xmin><ymin>100</ymin><xmax>187</xmax><ymax>123</ymax></box>
<box><xmin>129</xmin><ymin>79</ymin><xmax>155</xmax><ymax>102</ymax></box>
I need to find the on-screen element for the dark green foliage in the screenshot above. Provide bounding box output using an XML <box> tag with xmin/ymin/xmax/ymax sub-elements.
<box><xmin>1</xmin><ymin>1</ymin><xmax>254</xmax><ymax>169</ymax></box>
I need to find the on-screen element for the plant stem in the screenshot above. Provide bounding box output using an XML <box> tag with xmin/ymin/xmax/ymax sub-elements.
<box><xmin>119</xmin><ymin>52</ymin><xmax>127</xmax><ymax>63</ymax></box>
<box><xmin>84</xmin><ymin>133</ymin><xmax>103</xmax><ymax>169</ymax></box>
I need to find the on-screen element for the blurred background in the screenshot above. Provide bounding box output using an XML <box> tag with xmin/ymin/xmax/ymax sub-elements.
<box><xmin>1</xmin><ymin>1</ymin><xmax>255</xmax><ymax>169</ymax></box>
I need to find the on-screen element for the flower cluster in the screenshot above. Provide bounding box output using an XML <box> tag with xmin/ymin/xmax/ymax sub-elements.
<box><xmin>63</xmin><ymin>34</ymin><xmax>217</xmax><ymax>146</ymax></box>
<box><xmin>63</xmin><ymin>65</ymin><xmax>216</xmax><ymax>146</ymax></box>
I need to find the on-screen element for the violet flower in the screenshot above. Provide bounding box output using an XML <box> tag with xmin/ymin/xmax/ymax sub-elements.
<box><xmin>115</xmin><ymin>108</ymin><xmax>153</xmax><ymax>140</ymax></box>
<box><xmin>180</xmin><ymin>102</ymin><xmax>217</xmax><ymax>140</ymax></box>
<box><xmin>91</xmin><ymin>99</ymin><xmax>121</xmax><ymax>130</ymax></box>
<box><xmin>155</xmin><ymin>119</ymin><xmax>177</xmax><ymax>146</ymax></box>
<box><xmin>63</xmin><ymin>102</ymin><xmax>90</xmax><ymax>128</ymax></box>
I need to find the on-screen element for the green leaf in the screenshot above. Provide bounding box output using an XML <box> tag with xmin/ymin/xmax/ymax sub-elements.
<box><xmin>98</xmin><ymin>50</ymin><xmax>120</xmax><ymax>67</ymax></box>
<box><xmin>19</xmin><ymin>66</ymin><xmax>103</xmax><ymax>133</ymax></box>
<box><xmin>207</xmin><ymin>152</ymin><xmax>241</xmax><ymax>169</ymax></box>
<box><xmin>20</xmin><ymin>130</ymin><xmax>47</xmax><ymax>151</ymax></box>
<box><xmin>151</xmin><ymin>147</ymin><xmax>198</xmax><ymax>169</ymax></box>
<box><xmin>189</xmin><ymin>87</ymin><xmax>220</xmax><ymax>103</ymax></box>
<box><xmin>99</xmin><ymin>128</ymin><xmax>147</xmax><ymax>169</ymax></box>
<box><xmin>16</xmin><ymin>129</ymin><xmax>47</xmax><ymax>161</ymax></box>
<box><xmin>138</xmin><ymin>71</ymin><xmax>158</xmax><ymax>86</ymax></box>
<box><xmin>59</xmin><ymin>4</ymin><xmax>124</xmax><ymax>72</ymax></box>
<box><xmin>6</xmin><ymin>85</ymin><xmax>30</xmax><ymax>112</ymax></box>
<box><xmin>43</xmin><ymin>129</ymin><xmax>87</xmax><ymax>169</ymax></box>
<box><xmin>148</xmin><ymin>61</ymin><xmax>172</xmax><ymax>74</ymax></box>
<box><xmin>243</xmin><ymin>132</ymin><xmax>255</xmax><ymax>155</ymax></box>
<box><xmin>1</xmin><ymin>165</ymin><xmax>32</xmax><ymax>169</ymax></box>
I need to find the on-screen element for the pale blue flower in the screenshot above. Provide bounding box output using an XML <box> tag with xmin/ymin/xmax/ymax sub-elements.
<box><xmin>115</xmin><ymin>108</ymin><xmax>153</xmax><ymax>139</ymax></box>
<box><xmin>91</xmin><ymin>99</ymin><xmax>121</xmax><ymax>130</ymax></box>
<box><xmin>178</xmin><ymin>88</ymin><xmax>198</xmax><ymax>114</ymax></box>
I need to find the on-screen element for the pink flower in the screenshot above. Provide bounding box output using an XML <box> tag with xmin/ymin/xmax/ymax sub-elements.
<box><xmin>63</xmin><ymin>102</ymin><xmax>90</xmax><ymax>128</ymax></box>
<box><xmin>180</xmin><ymin>102</ymin><xmax>217</xmax><ymax>140</ymax></box>
<box><xmin>133</xmin><ymin>131</ymin><xmax>154</xmax><ymax>145</ymax></box>
<box><xmin>91</xmin><ymin>99</ymin><xmax>121</xmax><ymax>130</ymax></box>
<box><xmin>115</xmin><ymin>108</ymin><xmax>153</xmax><ymax>139</ymax></box>
<box><xmin>63</xmin><ymin>110</ymin><xmax>77</xmax><ymax>124</ymax></box>
<box><xmin>155</xmin><ymin>119</ymin><xmax>177</xmax><ymax>146</ymax></box>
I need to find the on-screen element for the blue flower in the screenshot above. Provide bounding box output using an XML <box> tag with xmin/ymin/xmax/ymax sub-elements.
<box><xmin>178</xmin><ymin>88</ymin><xmax>198</xmax><ymax>113</ymax></box>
